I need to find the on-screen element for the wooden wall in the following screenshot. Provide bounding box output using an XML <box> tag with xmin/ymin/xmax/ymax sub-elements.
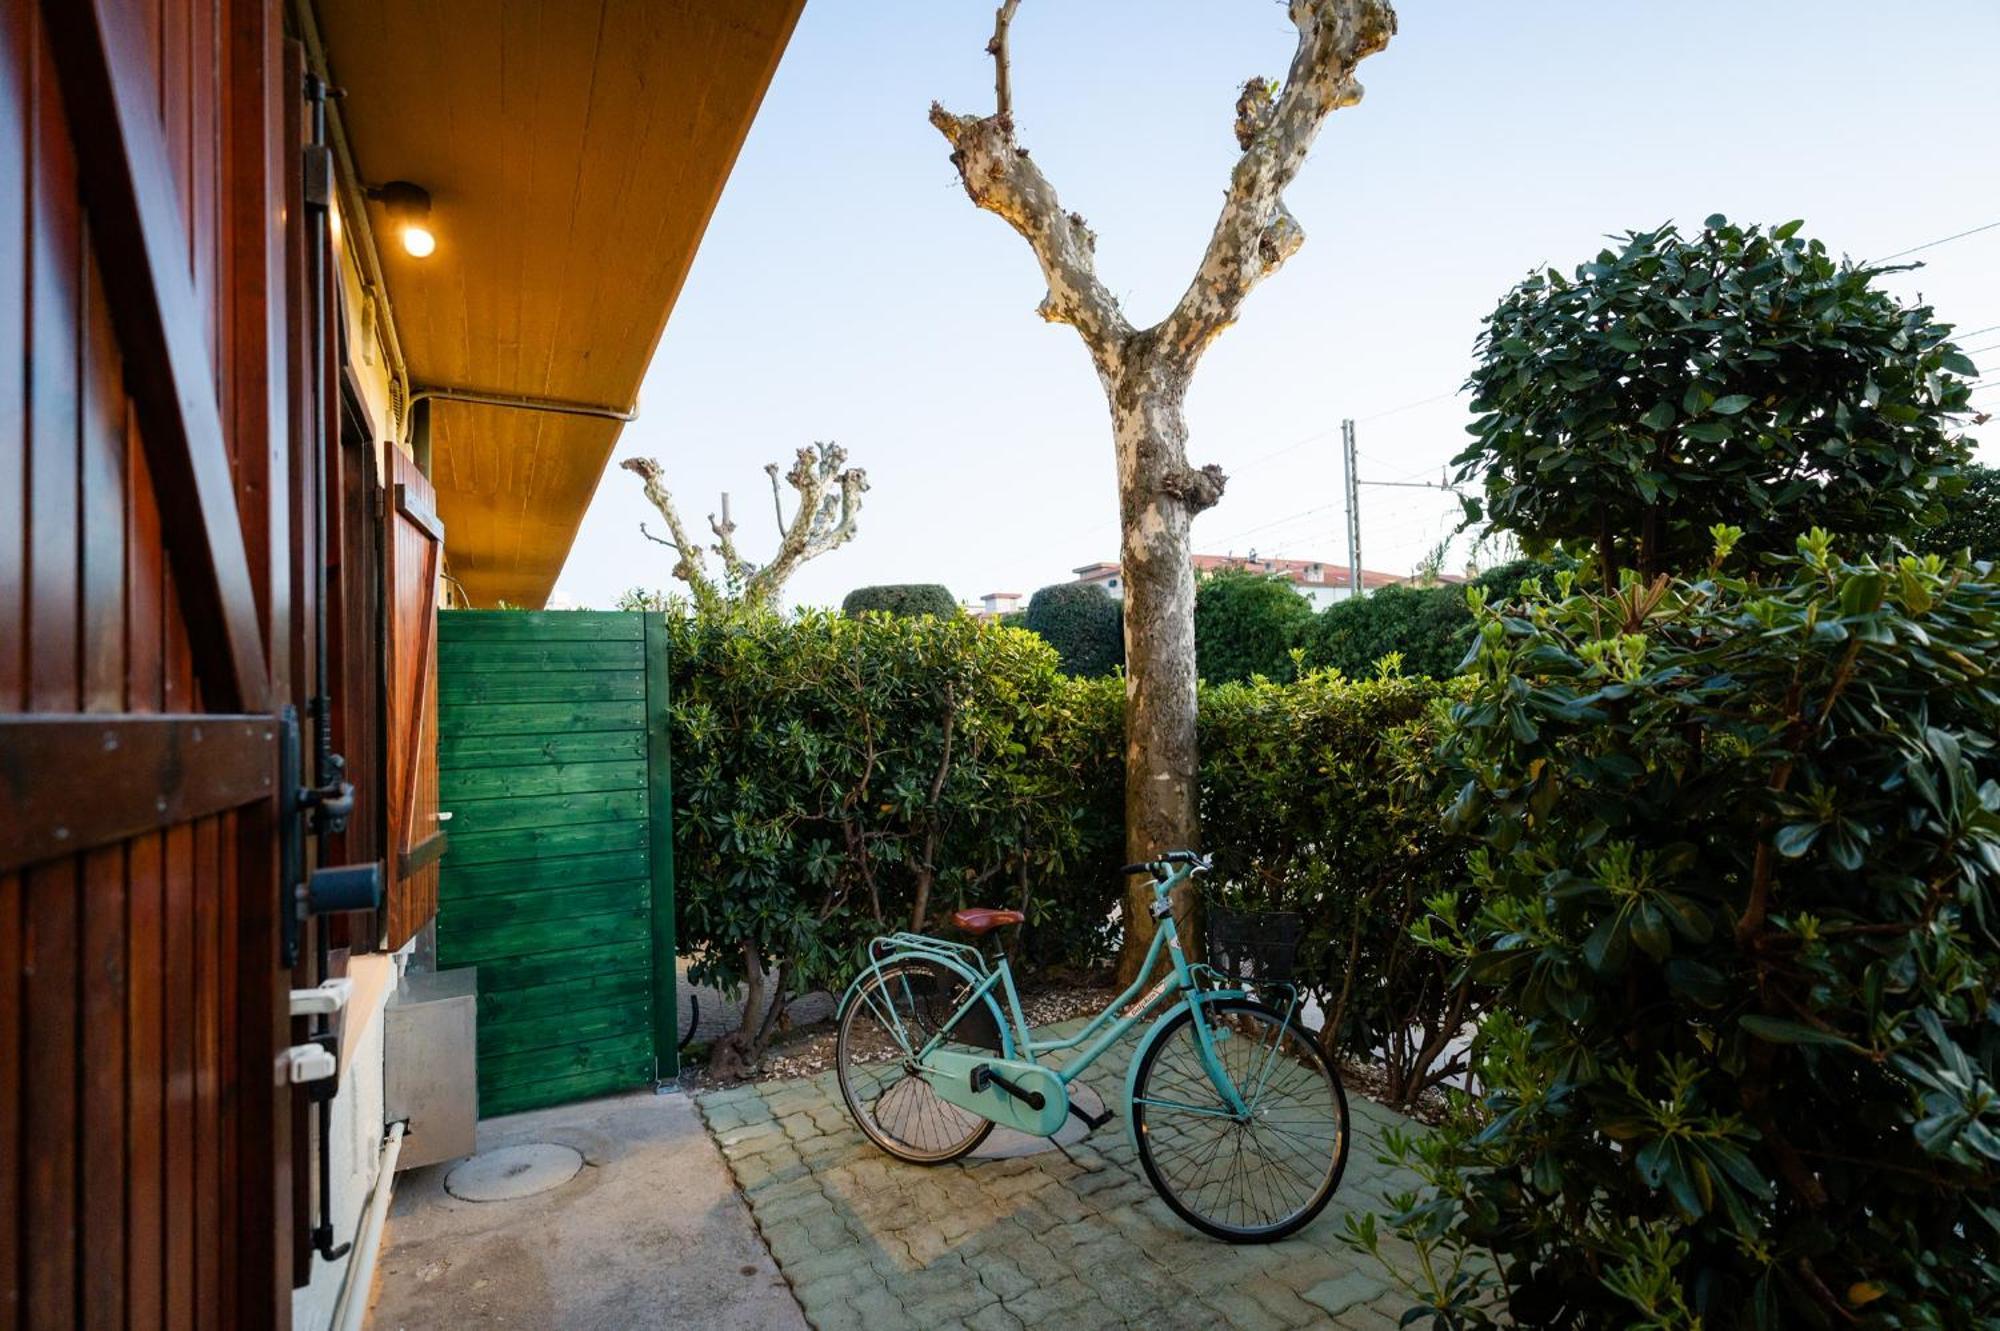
<box><xmin>1</xmin><ymin>0</ymin><xmax>298</xmax><ymax>1324</ymax></box>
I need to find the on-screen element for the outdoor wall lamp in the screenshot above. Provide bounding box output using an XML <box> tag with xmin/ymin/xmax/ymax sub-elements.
<box><xmin>368</xmin><ymin>180</ymin><xmax>436</xmax><ymax>258</ymax></box>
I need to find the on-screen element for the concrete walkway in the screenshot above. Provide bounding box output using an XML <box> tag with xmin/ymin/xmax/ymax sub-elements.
<box><xmin>699</xmin><ymin>1016</ymin><xmax>1426</xmax><ymax>1331</ymax></box>
<box><xmin>367</xmin><ymin>1089</ymin><xmax>806</xmax><ymax>1330</ymax></box>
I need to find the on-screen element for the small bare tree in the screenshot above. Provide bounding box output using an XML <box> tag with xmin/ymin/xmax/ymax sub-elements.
<box><xmin>621</xmin><ymin>442</ymin><xmax>868</xmax><ymax>612</ymax></box>
<box><xmin>931</xmin><ymin>0</ymin><xmax>1397</xmax><ymax>979</ymax></box>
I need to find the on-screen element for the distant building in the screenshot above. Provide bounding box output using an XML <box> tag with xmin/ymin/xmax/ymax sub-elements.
<box><xmin>974</xmin><ymin>591</ymin><xmax>1025</xmax><ymax>621</ymax></box>
<box><xmin>1071</xmin><ymin>554</ymin><xmax>1450</xmax><ymax>610</ymax></box>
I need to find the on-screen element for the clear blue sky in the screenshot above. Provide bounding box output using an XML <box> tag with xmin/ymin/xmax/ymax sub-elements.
<box><xmin>554</xmin><ymin>0</ymin><xmax>2000</xmax><ymax>610</ymax></box>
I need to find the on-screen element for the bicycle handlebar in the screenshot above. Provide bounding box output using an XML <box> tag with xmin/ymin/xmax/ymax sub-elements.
<box><xmin>1119</xmin><ymin>851</ymin><xmax>1212</xmax><ymax>876</ymax></box>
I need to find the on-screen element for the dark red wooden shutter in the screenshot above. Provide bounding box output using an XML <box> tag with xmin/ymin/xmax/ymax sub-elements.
<box><xmin>383</xmin><ymin>447</ymin><xmax>444</xmax><ymax>949</ymax></box>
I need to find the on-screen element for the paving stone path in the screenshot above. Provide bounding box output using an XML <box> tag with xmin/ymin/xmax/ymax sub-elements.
<box><xmin>698</xmin><ymin>1016</ymin><xmax>1429</xmax><ymax>1331</ymax></box>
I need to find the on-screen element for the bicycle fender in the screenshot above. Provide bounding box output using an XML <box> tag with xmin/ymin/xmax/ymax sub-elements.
<box><xmin>837</xmin><ymin>949</ymin><xmax>1015</xmax><ymax>1059</ymax></box>
<box><xmin>1122</xmin><ymin>989</ymin><xmax>1249</xmax><ymax>1156</ymax></box>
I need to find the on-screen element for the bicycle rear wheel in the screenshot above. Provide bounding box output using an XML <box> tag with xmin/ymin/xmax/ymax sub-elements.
<box><xmin>1131</xmin><ymin>998</ymin><xmax>1348</xmax><ymax>1242</ymax></box>
<box><xmin>836</xmin><ymin>961</ymin><xmax>996</xmax><ymax>1164</ymax></box>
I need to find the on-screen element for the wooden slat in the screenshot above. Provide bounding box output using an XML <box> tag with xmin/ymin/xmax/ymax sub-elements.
<box><xmin>193</xmin><ymin>812</ymin><xmax>222</xmax><ymax>1328</ymax></box>
<box><xmin>38</xmin><ymin>0</ymin><xmax>269</xmax><ymax>711</ymax></box>
<box><xmin>124</xmin><ymin>423</ymin><xmax>165</xmax><ymax>1324</ymax></box>
<box><xmin>440</xmin><ymin>848</ymin><xmax>651</xmax><ymax>900</ymax></box>
<box><xmin>439</xmin><ymin>819</ymin><xmax>648</xmax><ymax>868</ymax></box>
<box><xmin>439</xmin><ymin>759</ymin><xmax>646</xmax><ymax>804</ymax></box>
<box><xmin>0</xmin><ymin>5</ymin><xmax>23</xmax><ymax>1307</ymax></box>
<box><xmin>443</xmin><ymin>790</ymin><xmax>647</xmax><ymax>837</ymax></box>
<box><xmin>478</xmin><ymin>1028</ymin><xmax>651</xmax><ymax>1093</ymax></box>
<box><xmin>22</xmin><ymin>861</ymin><xmax>79</xmax><ymax>1326</ymax></box>
<box><xmin>644</xmin><ymin>611</ymin><xmax>677</xmax><ymax>1079</ymax></box>
<box><xmin>439</xmin><ymin>905</ymin><xmax>649</xmax><ymax>968</ymax></box>
<box><xmin>0</xmin><ymin>714</ymin><xmax>280</xmax><ymax>870</ymax></box>
<box><xmin>437</xmin><ymin>670</ymin><xmax>645</xmax><ymax>706</ymax></box>
<box><xmin>437</xmin><ymin>610</ymin><xmax>642</xmax><ymax>642</ymax></box>
<box><xmin>436</xmin><ymin>638</ymin><xmax>645</xmax><ymax>672</ymax></box>
<box><xmin>435</xmin><ymin>729</ymin><xmax>644</xmax><ymax>769</ymax></box>
<box><xmin>476</xmin><ymin>1003</ymin><xmax>650</xmax><ymax>1061</ymax></box>
<box><xmin>440</xmin><ymin>878</ymin><xmax>647</xmax><ymax>931</ymax></box>
<box><xmin>478</xmin><ymin>1057</ymin><xmax>653</xmax><ymax>1119</ymax></box>
<box><xmin>443</xmin><ymin>938</ymin><xmax>650</xmax><ymax>995</ymax></box>
<box><xmin>476</xmin><ymin>968</ymin><xmax>650</xmax><ymax>1026</ymax></box>
<box><xmin>435</xmin><ymin>699</ymin><xmax>644</xmax><ymax>738</ymax></box>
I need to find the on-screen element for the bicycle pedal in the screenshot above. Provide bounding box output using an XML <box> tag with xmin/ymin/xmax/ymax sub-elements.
<box><xmin>1067</xmin><ymin>1100</ymin><xmax>1114</xmax><ymax>1133</ymax></box>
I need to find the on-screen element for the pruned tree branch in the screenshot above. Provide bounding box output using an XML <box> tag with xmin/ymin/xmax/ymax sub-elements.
<box><xmin>623</xmin><ymin>442</ymin><xmax>869</xmax><ymax>611</ymax></box>
<box><xmin>1160</xmin><ymin>0</ymin><xmax>1396</xmax><ymax>366</ymax></box>
<box><xmin>926</xmin><ymin>90</ymin><xmax>1133</xmax><ymax>364</ymax></box>
<box><xmin>621</xmin><ymin>456</ymin><xmax>721</xmax><ymax>613</ymax></box>
<box><xmin>988</xmin><ymin>0</ymin><xmax>1021</xmax><ymax>122</ymax></box>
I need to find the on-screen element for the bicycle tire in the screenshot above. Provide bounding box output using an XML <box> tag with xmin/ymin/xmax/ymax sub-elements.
<box><xmin>1130</xmin><ymin>998</ymin><xmax>1349</xmax><ymax>1243</ymax></box>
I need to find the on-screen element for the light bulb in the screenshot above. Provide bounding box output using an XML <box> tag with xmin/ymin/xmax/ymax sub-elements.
<box><xmin>402</xmin><ymin>225</ymin><xmax>436</xmax><ymax>258</ymax></box>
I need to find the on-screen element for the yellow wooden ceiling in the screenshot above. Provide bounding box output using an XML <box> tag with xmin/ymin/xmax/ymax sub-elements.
<box><xmin>314</xmin><ymin>0</ymin><xmax>807</xmax><ymax>606</ymax></box>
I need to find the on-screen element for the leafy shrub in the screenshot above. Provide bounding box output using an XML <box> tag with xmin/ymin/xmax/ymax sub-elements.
<box><xmin>665</xmin><ymin>610</ymin><xmax>1121</xmax><ymax>1072</ymax></box>
<box><xmin>840</xmin><ymin>583</ymin><xmax>959</xmax><ymax>618</ymax></box>
<box><xmin>1348</xmin><ymin>531</ymin><xmax>2000</xmax><ymax>1327</ymax></box>
<box><xmin>1201</xmin><ymin>667</ymin><xmax>1475</xmax><ymax>1103</ymax></box>
<box><xmin>1023</xmin><ymin>582</ymin><xmax>1124</xmax><ymax>677</ymax></box>
<box><xmin>1194</xmin><ymin>569</ymin><xmax>1316</xmax><ymax>683</ymax></box>
<box><xmin>1918</xmin><ymin>460</ymin><xmax>2000</xmax><ymax>563</ymax></box>
<box><xmin>1295</xmin><ymin>560</ymin><xmax>1555</xmax><ymax>680</ymax></box>
<box><xmin>1456</xmin><ymin>218</ymin><xmax>1977</xmax><ymax>586</ymax></box>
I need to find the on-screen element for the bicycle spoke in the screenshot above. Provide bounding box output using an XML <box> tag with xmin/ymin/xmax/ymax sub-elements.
<box><xmin>837</xmin><ymin>963</ymin><xmax>994</xmax><ymax>1162</ymax></box>
<box><xmin>1133</xmin><ymin>1002</ymin><xmax>1348</xmax><ymax>1239</ymax></box>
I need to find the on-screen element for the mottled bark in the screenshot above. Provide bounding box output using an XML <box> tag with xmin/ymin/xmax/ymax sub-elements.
<box><xmin>622</xmin><ymin>442</ymin><xmax>868</xmax><ymax>611</ymax></box>
<box><xmin>933</xmin><ymin>0</ymin><xmax>1396</xmax><ymax>982</ymax></box>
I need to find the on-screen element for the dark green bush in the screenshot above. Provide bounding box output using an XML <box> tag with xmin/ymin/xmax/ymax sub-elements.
<box><xmin>1201</xmin><ymin>667</ymin><xmax>1474</xmax><ymax>1102</ymax></box>
<box><xmin>1348</xmin><ymin>531</ymin><xmax>2000</xmax><ymax>1327</ymax></box>
<box><xmin>1194</xmin><ymin>569</ymin><xmax>1316</xmax><ymax>683</ymax></box>
<box><xmin>665</xmin><ymin>610</ymin><xmax>1123</xmax><ymax>1068</ymax></box>
<box><xmin>1455</xmin><ymin>218</ymin><xmax>1977</xmax><ymax>586</ymax></box>
<box><xmin>1295</xmin><ymin>560</ymin><xmax>1555</xmax><ymax>680</ymax></box>
<box><xmin>1023</xmin><ymin>582</ymin><xmax>1124</xmax><ymax>677</ymax></box>
<box><xmin>840</xmin><ymin>583</ymin><xmax>960</xmax><ymax>618</ymax></box>
<box><xmin>1918</xmin><ymin>460</ymin><xmax>2000</xmax><ymax>563</ymax></box>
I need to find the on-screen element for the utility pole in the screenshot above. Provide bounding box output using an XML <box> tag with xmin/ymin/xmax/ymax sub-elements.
<box><xmin>1341</xmin><ymin>419</ymin><xmax>1362</xmax><ymax>600</ymax></box>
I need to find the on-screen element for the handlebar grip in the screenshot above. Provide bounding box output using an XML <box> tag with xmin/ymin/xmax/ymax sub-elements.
<box><xmin>1119</xmin><ymin>862</ymin><xmax>1155</xmax><ymax>876</ymax></box>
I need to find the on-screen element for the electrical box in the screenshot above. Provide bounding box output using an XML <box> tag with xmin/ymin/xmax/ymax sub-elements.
<box><xmin>384</xmin><ymin>967</ymin><xmax>478</xmax><ymax>1170</ymax></box>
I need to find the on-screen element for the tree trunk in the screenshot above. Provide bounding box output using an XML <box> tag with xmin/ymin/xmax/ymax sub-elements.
<box><xmin>1111</xmin><ymin>359</ymin><xmax>1216</xmax><ymax>983</ymax></box>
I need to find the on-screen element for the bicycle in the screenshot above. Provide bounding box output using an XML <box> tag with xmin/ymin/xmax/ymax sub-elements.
<box><xmin>834</xmin><ymin>851</ymin><xmax>1351</xmax><ymax>1243</ymax></box>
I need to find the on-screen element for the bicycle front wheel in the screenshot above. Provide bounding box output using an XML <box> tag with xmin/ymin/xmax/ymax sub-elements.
<box><xmin>1131</xmin><ymin>998</ymin><xmax>1349</xmax><ymax>1243</ymax></box>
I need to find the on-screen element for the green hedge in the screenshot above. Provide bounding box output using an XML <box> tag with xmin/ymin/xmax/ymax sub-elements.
<box><xmin>664</xmin><ymin>609</ymin><xmax>1473</xmax><ymax>1098</ymax></box>
<box><xmin>1201</xmin><ymin>667</ymin><xmax>1473</xmax><ymax>1102</ymax></box>
<box><xmin>840</xmin><ymin>583</ymin><xmax>959</xmax><ymax>618</ymax></box>
<box><xmin>665</xmin><ymin>612</ymin><xmax>1124</xmax><ymax>1026</ymax></box>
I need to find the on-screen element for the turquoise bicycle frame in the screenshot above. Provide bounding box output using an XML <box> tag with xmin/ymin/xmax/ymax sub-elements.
<box><xmin>841</xmin><ymin>863</ymin><xmax>1283</xmax><ymax>1153</ymax></box>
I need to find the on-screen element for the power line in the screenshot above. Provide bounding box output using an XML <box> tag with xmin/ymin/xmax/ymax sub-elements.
<box><xmin>1875</xmin><ymin>219</ymin><xmax>2000</xmax><ymax>263</ymax></box>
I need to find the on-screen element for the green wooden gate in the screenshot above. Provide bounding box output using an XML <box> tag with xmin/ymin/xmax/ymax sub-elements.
<box><xmin>435</xmin><ymin>610</ymin><xmax>677</xmax><ymax>1116</ymax></box>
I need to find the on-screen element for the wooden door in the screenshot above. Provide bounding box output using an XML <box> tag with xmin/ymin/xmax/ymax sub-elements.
<box><xmin>433</xmin><ymin>610</ymin><xmax>679</xmax><ymax>1116</ymax></box>
<box><xmin>0</xmin><ymin>0</ymin><xmax>299</xmax><ymax>1325</ymax></box>
<box><xmin>384</xmin><ymin>447</ymin><xmax>444</xmax><ymax>949</ymax></box>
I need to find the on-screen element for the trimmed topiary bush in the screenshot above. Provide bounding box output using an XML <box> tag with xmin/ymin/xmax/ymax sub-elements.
<box><xmin>1022</xmin><ymin>582</ymin><xmax>1124</xmax><ymax>677</ymax></box>
<box><xmin>1348</xmin><ymin>530</ymin><xmax>2000</xmax><ymax>1327</ymax></box>
<box><xmin>1193</xmin><ymin>569</ymin><xmax>1316</xmax><ymax>683</ymax></box>
<box><xmin>840</xmin><ymin>583</ymin><xmax>959</xmax><ymax>618</ymax></box>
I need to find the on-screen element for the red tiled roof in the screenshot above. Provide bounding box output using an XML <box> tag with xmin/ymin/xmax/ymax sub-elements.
<box><xmin>1072</xmin><ymin>554</ymin><xmax>1459</xmax><ymax>591</ymax></box>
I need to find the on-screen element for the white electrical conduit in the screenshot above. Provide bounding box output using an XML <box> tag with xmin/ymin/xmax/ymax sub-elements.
<box><xmin>331</xmin><ymin>1120</ymin><xmax>407</xmax><ymax>1331</ymax></box>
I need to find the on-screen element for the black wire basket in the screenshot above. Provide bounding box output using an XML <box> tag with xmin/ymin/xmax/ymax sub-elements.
<box><xmin>1206</xmin><ymin>904</ymin><xmax>1303</xmax><ymax>987</ymax></box>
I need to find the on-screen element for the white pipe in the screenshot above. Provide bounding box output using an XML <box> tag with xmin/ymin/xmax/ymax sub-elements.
<box><xmin>331</xmin><ymin>1120</ymin><xmax>407</xmax><ymax>1331</ymax></box>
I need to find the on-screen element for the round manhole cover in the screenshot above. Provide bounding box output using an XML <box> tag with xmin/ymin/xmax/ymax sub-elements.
<box><xmin>444</xmin><ymin>1143</ymin><xmax>583</xmax><ymax>1202</ymax></box>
